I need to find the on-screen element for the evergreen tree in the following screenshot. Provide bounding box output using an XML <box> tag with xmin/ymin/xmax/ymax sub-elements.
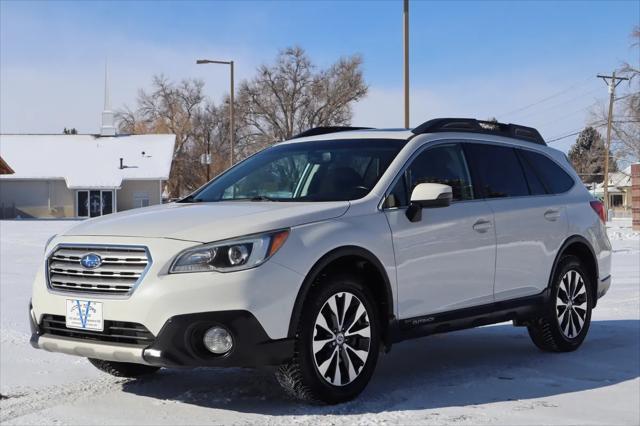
<box><xmin>568</xmin><ymin>126</ymin><xmax>617</xmax><ymax>184</ymax></box>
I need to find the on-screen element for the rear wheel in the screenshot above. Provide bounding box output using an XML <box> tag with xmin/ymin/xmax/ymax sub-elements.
<box><xmin>88</xmin><ymin>358</ymin><xmax>160</xmax><ymax>378</ymax></box>
<box><xmin>275</xmin><ymin>273</ymin><xmax>380</xmax><ymax>404</ymax></box>
<box><xmin>527</xmin><ymin>255</ymin><xmax>593</xmax><ymax>352</ymax></box>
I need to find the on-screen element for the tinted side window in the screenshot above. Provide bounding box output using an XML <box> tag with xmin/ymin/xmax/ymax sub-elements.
<box><xmin>520</xmin><ymin>150</ymin><xmax>574</xmax><ymax>194</ymax></box>
<box><xmin>407</xmin><ymin>144</ymin><xmax>474</xmax><ymax>201</ymax></box>
<box><xmin>465</xmin><ymin>144</ymin><xmax>529</xmax><ymax>198</ymax></box>
<box><xmin>517</xmin><ymin>150</ymin><xmax>547</xmax><ymax>195</ymax></box>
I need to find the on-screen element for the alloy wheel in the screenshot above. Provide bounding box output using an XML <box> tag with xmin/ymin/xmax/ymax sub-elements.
<box><xmin>556</xmin><ymin>270</ymin><xmax>588</xmax><ymax>338</ymax></box>
<box><xmin>312</xmin><ymin>292</ymin><xmax>371</xmax><ymax>386</ymax></box>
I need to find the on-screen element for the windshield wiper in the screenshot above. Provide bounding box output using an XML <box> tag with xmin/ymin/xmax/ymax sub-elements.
<box><xmin>249</xmin><ymin>196</ymin><xmax>278</xmax><ymax>202</ymax></box>
<box><xmin>179</xmin><ymin>195</ymin><xmax>205</xmax><ymax>203</ymax></box>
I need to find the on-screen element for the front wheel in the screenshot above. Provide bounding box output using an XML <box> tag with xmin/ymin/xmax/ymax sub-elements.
<box><xmin>275</xmin><ymin>273</ymin><xmax>380</xmax><ymax>404</ymax></box>
<box><xmin>527</xmin><ymin>255</ymin><xmax>594</xmax><ymax>352</ymax></box>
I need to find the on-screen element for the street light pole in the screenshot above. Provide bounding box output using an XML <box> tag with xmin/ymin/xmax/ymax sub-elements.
<box><xmin>229</xmin><ymin>60</ymin><xmax>234</xmax><ymax>166</ymax></box>
<box><xmin>197</xmin><ymin>59</ymin><xmax>235</xmax><ymax>167</ymax></box>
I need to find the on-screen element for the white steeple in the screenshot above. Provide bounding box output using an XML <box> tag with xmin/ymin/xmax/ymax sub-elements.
<box><xmin>100</xmin><ymin>61</ymin><xmax>116</xmax><ymax>136</ymax></box>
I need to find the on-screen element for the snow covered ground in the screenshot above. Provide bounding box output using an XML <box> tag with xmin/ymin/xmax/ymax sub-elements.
<box><xmin>1</xmin><ymin>219</ymin><xmax>638</xmax><ymax>425</ymax></box>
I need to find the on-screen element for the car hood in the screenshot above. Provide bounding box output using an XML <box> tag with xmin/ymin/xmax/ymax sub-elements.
<box><xmin>64</xmin><ymin>201</ymin><xmax>350</xmax><ymax>242</ymax></box>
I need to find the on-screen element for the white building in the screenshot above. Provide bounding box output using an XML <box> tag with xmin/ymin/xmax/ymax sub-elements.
<box><xmin>592</xmin><ymin>165</ymin><xmax>634</xmax><ymax>211</ymax></box>
<box><xmin>0</xmin><ymin>71</ymin><xmax>175</xmax><ymax>219</ymax></box>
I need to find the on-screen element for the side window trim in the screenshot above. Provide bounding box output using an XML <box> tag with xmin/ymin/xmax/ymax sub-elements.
<box><xmin>381</xmin><ymin>140</ymin><xmax>476</xmax><ymax>209</ymax></box>
<box><xmin>460</xmin><ymin>142</ymin><xmax>486</xmax><ymax>199</ymax></box>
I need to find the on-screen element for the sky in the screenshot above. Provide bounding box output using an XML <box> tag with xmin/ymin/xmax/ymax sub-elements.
<box><xmin>1</xmin><ymin>0</ymin><xmax>638</xmax><ymax>153</ymax></box>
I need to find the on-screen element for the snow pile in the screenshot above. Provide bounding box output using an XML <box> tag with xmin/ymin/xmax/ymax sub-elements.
<box><xmin>607</xmin><ymin>218</ymin><xmax>640</xmax><ymax>241</ymax></box>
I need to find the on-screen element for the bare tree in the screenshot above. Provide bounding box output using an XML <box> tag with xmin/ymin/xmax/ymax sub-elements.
<box><xmin>237</xmin><ymin>47</ymin><xmax>368</xmax><ymax>150</ymax></box>
<box><xmin>117</xmin><ymin>47</ymin><xmax>369</xmax><ymax>197</ymax></box>
<box><xmin>117</xmin><ymin>76</ymin><xmax>211</xmax><ymax>197</ymax></box>
<box><xmin>612</xmin><ymin>26</ymin><xmax>640</xmax><ymax>162</ymax></box>
<box><xmin>591</xmin><ymin>27</ymin><xmax>640</xmax><ymax>163</ymax></box>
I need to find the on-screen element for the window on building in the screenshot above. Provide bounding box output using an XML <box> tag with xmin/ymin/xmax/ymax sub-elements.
<box><xmin>611</xmin><ymin>194</ymin><xmax>624</xmax><ymax>207</ymax></box>
<box><xmin>134</xmin><ymin>192</ymin><xmax>150</xmax><ymax>208</ymax></box>
<box><xmin>76</xmin><ymin>190</ymin><xmax>114</xmax><ymax>217</ymax></box>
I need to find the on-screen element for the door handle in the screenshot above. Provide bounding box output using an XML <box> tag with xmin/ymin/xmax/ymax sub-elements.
<box><xmin>472</xmin><ymin>219</ymin><xmax>492</xmax><ymax>233</ymax></box>
<box><xmin>544</xmin><ymin>209</ymin><xmax>561</xmax><ymax>222</ymax></box>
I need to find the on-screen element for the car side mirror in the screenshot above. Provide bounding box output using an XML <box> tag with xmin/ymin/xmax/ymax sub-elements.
<box><xmin>406</xmin><ymin>183</ymin><xmax>453</xmax><ymax>222</ymax></box>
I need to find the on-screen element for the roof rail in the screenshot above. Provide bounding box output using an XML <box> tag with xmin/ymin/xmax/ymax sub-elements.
<box><xmin>291</xmin><ymin>126</ymin><xmax>374</xmax><ymax>139</ymax></box>
<box><xmin>411</xmin><ymin>118</ymin><xmax>546</xmax><ymax>146</ymax></box>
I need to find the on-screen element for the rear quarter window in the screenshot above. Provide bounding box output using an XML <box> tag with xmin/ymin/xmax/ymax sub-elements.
<box><xmin>519</xmin><ymin>150</ymin><xmax>575</xmax><ymax>194</ymax></box>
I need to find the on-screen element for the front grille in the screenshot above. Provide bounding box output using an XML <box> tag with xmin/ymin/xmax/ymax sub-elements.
<box><xmin>40</xmin><ymin>314</ymin><xmax>155</xmax><ymax>346</ymax></box>
<box><xmin>47</xmin><ymin>245</ymin><xmax>150</xmax><ymax>296</ymax></box>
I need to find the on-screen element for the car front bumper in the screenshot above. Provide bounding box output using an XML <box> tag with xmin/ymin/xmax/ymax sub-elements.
<box><xmin>30</xmin><ymin>303</ymin><xmax>294</xmax><ymax>367</ymax></box>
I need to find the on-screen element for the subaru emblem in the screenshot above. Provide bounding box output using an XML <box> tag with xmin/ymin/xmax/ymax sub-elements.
<box><xmin>80</xmin><ymin>253</ymin><xmax>102</xmax><ymax>269</ymax></box>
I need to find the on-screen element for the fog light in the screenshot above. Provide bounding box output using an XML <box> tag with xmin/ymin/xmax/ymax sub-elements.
<box><xmin>203</xmin><ymin>326</ymin><xmax>233</xmax><ymax>354</ymax></box>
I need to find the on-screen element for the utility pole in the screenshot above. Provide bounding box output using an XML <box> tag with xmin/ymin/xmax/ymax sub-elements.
<box><xmin>597</xmin><ymin>71</ymin><xmax>629</xmax><ymax>215</ymax></box>
<box><xmin>403</xmin><ymin>0</ymin><xmax>410</xmax><ymax>128</ymax></box>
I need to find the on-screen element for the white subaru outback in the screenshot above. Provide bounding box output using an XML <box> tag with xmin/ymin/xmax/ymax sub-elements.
<box><xmin>30</xmin><ymin>118</ymin><xmax>612</xmax><ymax>404</ymax></box>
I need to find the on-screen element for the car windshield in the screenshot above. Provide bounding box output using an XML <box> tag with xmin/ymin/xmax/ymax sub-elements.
<box><xmin>184</xmin><ymin>139</ymin><xmax>406</xmax><ymax>202</ymax></box>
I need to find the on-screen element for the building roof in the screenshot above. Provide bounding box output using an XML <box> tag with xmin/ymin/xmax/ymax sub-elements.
<box><xmin>607</xmin><ymin>166</ymin><xmax>632</xmax><ymax>188</ymax></box>
<box><xmin>0</xmin><ymin>134</ymin><xmax>175</xmax><ymax>188</ymax></box>
<box><xmin>593</xmin><ymin>165</ymin><xmax>633</xmax><ymax>195</ymax></box>
<box><xmin>0</xmin><ymin>155</ymin><xmax>14</xmax><ymax>174</ymax></box>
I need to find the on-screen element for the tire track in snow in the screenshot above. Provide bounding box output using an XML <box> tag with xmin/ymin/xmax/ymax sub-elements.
<box><xmin>0</xmin><ymin>376</ymin><xmax>125</xmax><ymax>423</ymax></box>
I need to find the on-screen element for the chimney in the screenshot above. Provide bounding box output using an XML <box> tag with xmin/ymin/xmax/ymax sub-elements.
<box><xmin>100</xmin><ymin>61</ymin><xmax>116</xmax><ymax>137</ymax></box>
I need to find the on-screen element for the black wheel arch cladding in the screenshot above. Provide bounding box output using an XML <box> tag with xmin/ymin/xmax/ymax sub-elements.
<box><xmin>287</xmin><ymin>246</ymin><xmax>394</xmax><ymax>343</ymax></box>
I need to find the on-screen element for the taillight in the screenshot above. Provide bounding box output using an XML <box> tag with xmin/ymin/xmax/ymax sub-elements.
<box><xmin>590</xmin><ymin>200</ymin><xmax>606</xmax><ymax>223</ymax></box>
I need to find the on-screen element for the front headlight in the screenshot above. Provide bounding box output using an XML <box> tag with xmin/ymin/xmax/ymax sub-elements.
<box><xmin>169</xmin><ymin>229</ymin><xmax>290</xmax><ymax>273</ymax></box>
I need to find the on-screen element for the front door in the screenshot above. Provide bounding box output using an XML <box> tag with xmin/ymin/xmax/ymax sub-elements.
<box><xmin>384</xmin><ymin>143</ymin><xmax>496</xmax><ymax>319</ymax></box>
<box><xmin>76</xmin><ymin>190</ymin><xmax>114</xmax><ymax>217</ymax></box>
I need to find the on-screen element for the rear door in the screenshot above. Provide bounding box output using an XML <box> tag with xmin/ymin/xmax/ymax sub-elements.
<box><xmin>384</xmin><ymin>142</ymin><xmax>496</xmax><ymax>319</ymax></box>
<box><xmin>463</xmin><ymin>143</ymin><xmax>569</xmax><ymax>301</ymax></box>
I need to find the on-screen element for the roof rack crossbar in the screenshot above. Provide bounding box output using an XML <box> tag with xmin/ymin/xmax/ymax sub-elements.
<box><xmin>411</xmin><ymin>118</ymin><xmax>546</xmax><ymax>146</ymax></box>
<box><xmin>291</xmin><ymin>126</ymin><xmax>374</xmax><ymax>139</ymax></box>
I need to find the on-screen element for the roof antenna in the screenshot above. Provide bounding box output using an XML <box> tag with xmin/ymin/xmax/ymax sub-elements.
<box><xmin>100</xmin><ymin>59</ymin><xmax>116</xmax><ymax>137</ymax></box>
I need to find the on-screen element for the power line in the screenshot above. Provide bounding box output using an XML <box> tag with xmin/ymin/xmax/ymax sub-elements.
<box><xmin>546</xmin><ymin>123</ymin><xmax>607</xmax><ymax>144</ymax></box>
<box><xmin>537</xmin><ymin>96</ymin><xmax>606</xmax><ymax>127</ymax></box>
<box><xmin>545</xmin><ymin>117</ymin><xmax>638</xmax><ymax>144</ymax></box>
<box><xmin>546</xmin><ymin>130</ymin><xmax>584</xmax><ymax>144</ymax></box>
<box><xmin>514</xmin><ymin>87</ymin><xmax>601</xmax><ymax>121</ymax></box>
<box><xmin>614</xmin><ymin>93</ymin><xmax>635</xmax><ymax>102</ymax></box>
<box><xmin>497</xmin><ymin>76</ymin><xmax>593</xmax><ymax>118</ymax></box>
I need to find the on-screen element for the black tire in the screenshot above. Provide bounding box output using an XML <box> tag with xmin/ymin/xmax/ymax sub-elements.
<box><xmin>88</xmin><ymin>358</ymin><xmax>160</xmax><ymax>378</ymax></box>
<box><xmin>275</xmin><ymin>273</ymin><xmax>381</xmax><ymax>404</ymax></box>
<box><xmin>527</xmin><ymin>255</ymin><xmax>594</xmax><ymax>352</ymax></box>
